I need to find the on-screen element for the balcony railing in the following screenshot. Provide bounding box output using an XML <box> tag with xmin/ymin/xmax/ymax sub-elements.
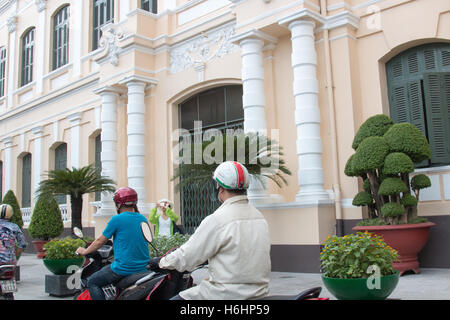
<box><xmin>21</xmin><ymin>204</ymin><xmax>69</xmax><ymax>225</ymax></box>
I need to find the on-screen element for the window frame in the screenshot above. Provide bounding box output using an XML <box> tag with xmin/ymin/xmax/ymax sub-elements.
<box><xmin>141</xmin><ymin>0</ymin><xmax>157</xmax><ymax>14</ymax></box>
<box><xmin>52</xmin><ymin>5</ymin><xmax>70</xmax><ymax>71</ymax></box>
<box><xmin>386</xmin><ymin>43</ymin><xmax>450</xmax><ymax>168</ymax></box>
<box><xmin>21</xmin><ymin>28</ymin><xmax>35</xmax><ymax>87</ymax></box>
<box><xmin>92</xmin><ymin>0</ymin><xmax>114</xmax><ymax>51</ymax></box>
<box><xmin>0</xmin><ymin>47</ymin><xmax>7</xmax><ymax>97</ymax></box>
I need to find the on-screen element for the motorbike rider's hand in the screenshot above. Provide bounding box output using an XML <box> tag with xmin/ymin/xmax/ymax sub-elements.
<box><xmin>149</xmin><ymin>257</ymin><xmax>162</xmax><ymax>270</ymax></box>
<box><xmin>76</xmin><ymin>247</ymin><xmax>87</xmax><ymax>256</ymax></box>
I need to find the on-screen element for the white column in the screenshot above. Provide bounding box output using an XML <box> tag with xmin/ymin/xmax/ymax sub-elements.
<box><xmin>72</xmin><ymin>0</ymin><xmax>84</xmax><ymax>77</ymax></box>
<box><xmin>239</xmin><ymin>38</ymin><xmax>270</xmax><ymax>204</ymax></box>
<box><xmin>2</xmin><ymin>137</ymin><xmax>13</xmax><ymax>195</ymax></box>
<box><xmin>67</xmin><ymin>112</ymin><xmax>82</xmax><ymax>169</ymax></box>
<box><xmin>288</xmin><ymin>20</ymin><xmax>329</xmax><ymax>203</ymax></box>
<box><xmin>125</xmin><ymin>81</ymin><xmax>147</xmax><ymax>203</ymax></box>
<box><xmin>7</xmin><ymin>15</ymin><xmax>17</xmax><ymax>108</ymax></box>
<box><xmin>94</xmin><ymin>87</ymin><xmax>120</xmax><ymax>215</ymax></box>
<box><xmin>31</xmin><ymin>126</ymin><xmax>43</xmax><ymax>204</ymax></box>
<box><xmin>241</xmin><ymin>38</ymin><xmax>267</xmax><ymax>133</ymax></box>
<box><xmin>35</xmin><ymin>0</ymin><xmax>47</xmax><ymax>94</ymax></box>
<box><xmin>120</xmin><ymin>0</ymin><xmax>130</xmax><ymax>21</ymax></box>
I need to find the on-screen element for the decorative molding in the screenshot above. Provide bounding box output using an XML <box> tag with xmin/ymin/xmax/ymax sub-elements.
<box><xmin>118</xmin><ymin>74</ymin><xmax>159</xmax><ymax>87</ymax></box>
<box><xmin>2</xmin><ymin>136</ymin><xmax>12</xmax><ymax>146</ymax></box>
<box><xmin>170</xmin><ymin>22</ymin><xmax>239</xmax><ymax>74</ymax></box>
<box><xmin>35</xmin><ymin>0</ymin><xmax>46</xmax><ymax>12</ymax></box>
<box><xmin>6</xmin><ymin>14</ymin><xmax>17</xmax><ymax>33</ymax></box>
<box><xmin>98</xmin><ymin>24</ymin><xmax>125</xmax><ymax>67</ymax></box>
<box><xmin>67</xmin><ymin>112</ymin><xmax>82</xmax><ymax>124</ymax></box>
<box><xmin>31</xmin><ymin>125</ymin><xmax>44</xmax><ymax>136</ymax></box>
<box><xmin>230</xmin><ymin>29</ymin><xmax>278</xmax><ymax>45</ymax></box>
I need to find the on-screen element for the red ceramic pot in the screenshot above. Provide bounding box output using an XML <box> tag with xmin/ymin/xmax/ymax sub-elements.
<box><xmin>32</xmin><ymin>240</ymin><xmax>49</xmax><ymax>259</ymax></box>
<box><xmin>353</xmin><ymin>222</ymin><xmax>435</xmax><ymax>276</ymax></box>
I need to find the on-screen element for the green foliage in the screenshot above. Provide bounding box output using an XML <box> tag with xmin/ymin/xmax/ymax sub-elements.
<box><xmin>356</xmin><ymin>218</ymin><xmax>388</xmax><ymax>226</ymax></box>
<box><xmin>411</xmin><ymin>174</ymin><xmax>432</xmax><ymax>190</ymax></box>
<box><xmin>409</xmin><ymin>217</ymin><xmax>428</xmax><ymax>224</ymax></box>
<box><xmin>378</xmin><ymin>177</ymin><xmax>408</xmax><ymax>196</ymax></box>
<box><xmin>28</xmin><ymin>194</ymin><xmax>64</xmax><ymax>240</ymax></box>
<box><xmin>346</xmin><ymin>114</ymin><xmax>432</xmax><ymax>225</ymax></box>
<box><xmin>401</xmin><ymin>194</ymin><xmax>418</xmax><ymax>207</ymax></box>
<box><xmin>320</xmin><ymin>232</ymin><xmax>399</xmax><ymax>278</ymax></box>
<box><xmin>381</xmin><ymin>202</ymin><xmax>405</xmax><ymax>217</ymax></box>
<box><xmin>172</xmin><ymin>132</ymin><xmax>292</xmax><ymax>192</ymax></box>
<box><xmin>1</xmin><ymin>190</ymin><xmax>23</xmax><ymax>229</ymax></box>
<box><xmin>44</xmin><ymin>237</ymin><xmax>85</xmax><ymax>260</ymax></box>
<box><xmin>352</xmin><ymin>114</ymin><xmax>394</xmax><ymax>150</ymax></box>
<box><xmin>384</xmin><ymin>123</ymin><xmax>431</xmax><ymax>163</ymax></box>
<box><xmin>37</xmin><ymin>165</ymin><xmax>116</xmax><ymax>199</ymax></box>
<box><xmin>352</xmin><ymin>191</ymin><xmax>373</xmax><ymax>206</ymax></box>
<box><xmin>382</xmin><ymin>152</ymin><xmax>414</xmax><ymax>176</ymax></box>
<box><xmin>353</xmin><ymin>136</ymin><xmax>390</xmax><ymax>172</ymax></box>
<box><xmin>149</xmin><ymin>233</ymin><xmax>191</xmax><ymax>258</ymax></box>
<box><xmin>37</xmin><ymin>165</ymin><xmax>116</xmax><ymax>230</ymax></box>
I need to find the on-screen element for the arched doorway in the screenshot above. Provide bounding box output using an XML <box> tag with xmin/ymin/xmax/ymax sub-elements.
<box><xmin>178</xmin><ymin>85</ymin><xmax>244</xmax><ymax>233</ymax></box>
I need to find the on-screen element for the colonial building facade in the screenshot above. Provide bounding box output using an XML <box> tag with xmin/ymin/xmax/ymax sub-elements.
<box><xmin>0</xmin><ymin>0</ymin><xmax>449</xmax><ymax>271</ymax></box>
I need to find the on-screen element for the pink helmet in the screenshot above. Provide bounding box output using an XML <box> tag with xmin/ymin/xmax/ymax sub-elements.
<box><xmin>113</xmin><ymin>187</ymin><xmax>138</xmax><ymax>208</ymax></box>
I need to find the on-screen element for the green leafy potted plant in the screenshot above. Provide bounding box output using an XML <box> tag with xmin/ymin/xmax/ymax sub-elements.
<box><xmin>28</xmin><ymin>194</ymin><xmax>64</xmax><ymax>258</ymax></box>
<box><xmin>149</xmin><ymin>233</ymin><xmax>191</xmax><ymax>258</ymax></box>
<box><xmin>320</xmin><ymin>231</ymin><xmax>400</xmax><ymax>300</ymax></box>
<box><xmin>43</xmin><ymin>237</ymin><xmax>85</xmax><ymax>275</ymax></box>
<box><xmin>345</xmin><ymin>114</ymin><xmax>435</xmax><ymax>275</ymax></box>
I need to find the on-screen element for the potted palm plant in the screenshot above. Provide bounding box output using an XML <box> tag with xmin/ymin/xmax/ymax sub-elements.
<box><xmin>28</xmin><ymin>194</ymin><xmax>64</xmax><ymax>258</ymax></box>
<box><xmin>345</xmin><ymin>114</ymin><xmax>435</xmax><ymax>275</ymax></box>
<box><xmin>320</xmin><ymin>231</ymin><xmax>400</xmax><ymax>300</ymax></box>
<box><xmin>36</xmin><ymin>164</ymin><xmax>116</xmax><ymax>232</ymax></box>
<box><xmin>172</xmin><ymin>132</ymin><xmax>292</xmax><ymax>192</ymax></box>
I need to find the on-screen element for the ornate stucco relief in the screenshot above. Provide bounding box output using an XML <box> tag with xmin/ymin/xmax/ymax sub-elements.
<box><xmin>170</xmin><ymin>23</ymin><xmax>239</xmax><ymax>74</ymax></box>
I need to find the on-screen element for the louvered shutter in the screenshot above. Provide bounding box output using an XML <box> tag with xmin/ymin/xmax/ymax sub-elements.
<box><xmin>423</xmin><ymin>72</ymin><xmax>450</xmax><ymax>165</ymax></box>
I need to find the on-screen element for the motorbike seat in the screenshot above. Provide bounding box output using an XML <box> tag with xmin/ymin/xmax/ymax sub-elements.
<box><xmin>115</xmin><ymin>271</ymin><xmax>154</xmax><ymax>290</ymax></box>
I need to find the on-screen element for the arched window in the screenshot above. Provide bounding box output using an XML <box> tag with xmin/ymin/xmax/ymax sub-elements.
<box><xmin>178</xmin><ymin>85</ymin><xmax>244</xmax><ymax>233</ymax></box>
<box><xmin>53</xmin><ymin>5</ymin><xmax>70</xmax><ymax>70</ymax></box>
<box><xmin>0</xmin><ymin>47</ymin><xmax>6</xmax><ymax>97</ymax></box>
<box><xmin>141</xmin><ymin>0</ymin><xmax>157</xmax><ymax>14</ymax></box>
<box><xmin>21</xmin><ymin>154</ymin><xmax>32</xmax><ymax>208</ymax></box>
<box><xmin>93</xmin><ymin>0</ymin><xmax>114</xmax><ymax>51</ymax></box>
<box><xmin>386</xmin><ymin>43</ymin><xmax>450</xmax><ymax>167</ymax></box>
<box><xmin>21</xmin><ymin>28</ymin><xmax>35</xmax><ymax>87</ymax></box>
<box><xmin>54</xmin><ymin>143</ymin><xmax>67</xmax><ymax>204</ymax></box>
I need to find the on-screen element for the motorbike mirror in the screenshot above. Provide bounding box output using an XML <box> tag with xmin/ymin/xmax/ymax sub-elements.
<box><xmin>73</xmin><ymin>227</ymin><xmax>84</xmax><ymax>238</ymax></box>
<box><xmin>141</xmin><ymin>222</ymin><xmax>153</xmax><ymax>243</ymax></box>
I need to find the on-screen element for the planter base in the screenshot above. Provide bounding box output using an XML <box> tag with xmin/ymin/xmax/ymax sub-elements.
<box><xmin>353</xmin><ymin>222</ymin><xmax>435</xmax><ymax>276</ymax></box>
<box><xmin>45</xmin><ymin>274</ymin><xmax>78</xmax><ymax>297</ymax></box>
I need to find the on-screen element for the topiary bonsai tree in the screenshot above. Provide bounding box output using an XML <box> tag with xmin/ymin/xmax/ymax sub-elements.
<box><xmin>28</xmin><ymin>194</ymin><xmax>64</xmax><ymax>241</ymax></box>
<box><xmin>1</xmin><ymin>190</ymin><xmax>24</xmax><ymax>229</ymax></box>
<box><xmin>346</xmin><ymin>114</ymin><xmax>432</xmax><ymax>225</ymax></box>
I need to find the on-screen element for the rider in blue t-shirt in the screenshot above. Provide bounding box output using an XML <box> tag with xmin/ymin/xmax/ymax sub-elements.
<box><xmin>75</xmin><ymin>187</ymin><xmax>150</xmax><ymax>300</ymax></box>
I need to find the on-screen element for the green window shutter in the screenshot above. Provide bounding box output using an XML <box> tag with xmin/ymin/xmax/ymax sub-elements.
<box><xmin>22</xmin><ymin>154</ymin><xmax>32</xmax><ymax>208</ymax></box>
<box><xmin>55</xmin><ymin>143</ymin><xmax>67</xmax><ymax>204</ymax></box>
<box><xmin>423</xmin><ymin>72</ymin><xmax>450</xmax><ymax>165</ymax></box>
<box><xmin>95</xmin><ymin>135</ymin><xmax>101</xmax><ymax>201</ymax></box>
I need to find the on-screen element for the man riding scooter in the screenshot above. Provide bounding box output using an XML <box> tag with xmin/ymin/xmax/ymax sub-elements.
<box><xmin>150</xmin><ymin>161</ymin><xmax>272</xmax><ymax>300</ymax></box>
<box><xmin>75</xmin><ymin>187</ymin><xmax>150</xmax><ymax>300</ymax></box>
<box><xmin>0</xmin><ymin>203</ymin><xmax>27</xmax><ymax>264</ymax></box>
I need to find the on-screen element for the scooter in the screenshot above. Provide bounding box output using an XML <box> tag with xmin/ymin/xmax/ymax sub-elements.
<box><xmin>73</xmin><ymin>225</ymin><xmax>194</xmax><ymax>300</ymax></box>
<box><xmin>0</xmin><ymin>264</ymin><xmax>16</xmax><ymax>300</ymax></box>
<box><xmin>139</xmin><ymin>223</ymin><xmax>325</xmax><ymax>300</ymax></box>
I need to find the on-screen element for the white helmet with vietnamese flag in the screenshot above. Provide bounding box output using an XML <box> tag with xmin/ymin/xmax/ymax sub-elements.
<box><xmin>213</xmin><ymin>161</ymin><xmax>250</xmax><ymax>190</ymax></box>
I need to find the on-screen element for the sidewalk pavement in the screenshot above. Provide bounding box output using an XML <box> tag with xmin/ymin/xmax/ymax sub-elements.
<box><xmin>12</xmin><ymin>253</ymin><xmax>450</xmax><ymax>300</ymax></box>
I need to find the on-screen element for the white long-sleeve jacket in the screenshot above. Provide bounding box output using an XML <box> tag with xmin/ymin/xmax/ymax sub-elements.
<box><xmin>159</xmin><ymin>195</ymin><xmax>271</xmax><ymax>300</ymax></box>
